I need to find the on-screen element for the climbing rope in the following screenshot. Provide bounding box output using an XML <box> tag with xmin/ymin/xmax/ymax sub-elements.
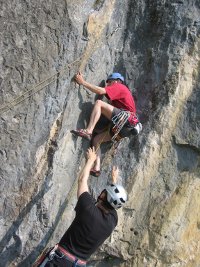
<box><xmin>0</xmin><ymin>24</ymin><xmax>121</xmax><ymax>117</ymax></box>
<box><xmin>0</xmin><ymin>57</ymin><xmax>82</xmax><ymax>116</ymax></box>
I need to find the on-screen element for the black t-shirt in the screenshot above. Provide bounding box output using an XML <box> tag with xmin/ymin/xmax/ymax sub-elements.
<box><xmin>59</xmin><ymin>192</ymin><xmax>118</xmax><ymax>260</ymax></box>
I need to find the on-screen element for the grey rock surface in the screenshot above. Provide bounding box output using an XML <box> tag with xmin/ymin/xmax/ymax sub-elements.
<box><xmin>0</xmin><ymin>0</ymin><xmax>200</xmax><ymax>266</ymax></box>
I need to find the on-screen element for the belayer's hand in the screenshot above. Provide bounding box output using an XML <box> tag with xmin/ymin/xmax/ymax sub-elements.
<box><xmin>74</xmin><ymin>71</ymin><xmax>85</xmax><ymax>85</ymax></box>
<box><xmin>86</xmin><ymin>147</ymin><xmax>97</xmax><ymax>163</ymax></box>
<box><xmin>112</xmin><ymin>166</ymin><xmax>119</xmax><ymax>184</ymax></box>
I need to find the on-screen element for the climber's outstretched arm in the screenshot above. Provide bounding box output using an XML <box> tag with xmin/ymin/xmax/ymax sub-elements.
<box><xmin>77</xmin><ymin>147</ymin><xmax>97</xmax><ymax>198</ymax></box>
<box><xmin>74</xmin><ymin>72</ymin><xmax>106</xmax><ymax>95</ymax></box>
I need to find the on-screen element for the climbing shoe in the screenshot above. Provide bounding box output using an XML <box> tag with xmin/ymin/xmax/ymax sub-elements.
<box><xmin>90</xmin><ymin>168</ymin><xmax>101</xmax><ymax>177</ymax></box>
<box><xmin>71</xmin><ymin>129</ymin><xmax>92</xmax><ymax>141</ymax></box>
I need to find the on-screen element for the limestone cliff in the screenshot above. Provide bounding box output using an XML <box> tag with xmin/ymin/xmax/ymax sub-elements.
<box><xmin>0</xmin><ymin>0</ymin><xmax>200</xmax><ymax>266</ymax></box>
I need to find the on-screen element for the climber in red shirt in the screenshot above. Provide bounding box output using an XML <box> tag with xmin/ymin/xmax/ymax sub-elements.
<box><xmin>71</xmin><ymin>72</ymin><xmax>142</xmax><ymax>176</ymax></box>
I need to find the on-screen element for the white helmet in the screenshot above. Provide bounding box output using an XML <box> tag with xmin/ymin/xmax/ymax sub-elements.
<box><xmin>105</xmin><ymin>184</ymin><xmax>128</xmax><ymax>209</ymax></box>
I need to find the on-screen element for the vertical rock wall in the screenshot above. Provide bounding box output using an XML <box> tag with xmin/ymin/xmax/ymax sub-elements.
<box><xmin>0</xmin><ymin>0</ymin><xmax>199</xmax><ymax>266</ymax></box>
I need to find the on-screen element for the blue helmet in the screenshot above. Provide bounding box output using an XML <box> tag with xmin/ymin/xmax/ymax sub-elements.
<box><xmin>106</xmin><ymin>73</ymin><xmax>125</xmax><ymax>82</ymax></box>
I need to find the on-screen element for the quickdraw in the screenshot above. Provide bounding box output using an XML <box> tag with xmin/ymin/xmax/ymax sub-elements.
<box><xmin>111</xmin><ymin>110</ymin><xmax>130</xmax><ymax>141</ymax></box>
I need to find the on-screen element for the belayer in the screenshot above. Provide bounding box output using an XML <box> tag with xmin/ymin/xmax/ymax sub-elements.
<box><xmin>33</xmin><ymin>147</ymin><xmax>127</xmax><ymax>267</ymax></box>
<box><xmin>71</xmin><ymin>72</ymin><xmax>142</xmax><ymax>177</ymax></box>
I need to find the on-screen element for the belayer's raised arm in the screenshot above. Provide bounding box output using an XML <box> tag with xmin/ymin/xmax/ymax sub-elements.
<box><xmin>33</xmin><ymin>148</ymin><xmax>128</xmax><ymax>267</ymax></box>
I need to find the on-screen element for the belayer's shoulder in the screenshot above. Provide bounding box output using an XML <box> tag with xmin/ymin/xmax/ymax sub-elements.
<box><xmin>78</xmin><ymin>191</ymin><xmax>95</xmax><ymax>202</ymax></box>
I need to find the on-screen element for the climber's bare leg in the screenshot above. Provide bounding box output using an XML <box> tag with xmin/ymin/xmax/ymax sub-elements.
<box><xmin>86</xmin><ymin>100</ymin><xmax>114</xmax><ymax>134</ymax></box>
<box><xmin>92</xmin><ymin>130</ymin><xmax>112</xmax><ymax>171</ymax></box>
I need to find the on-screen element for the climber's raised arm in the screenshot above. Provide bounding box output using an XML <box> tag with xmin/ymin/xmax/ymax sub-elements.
<box><xmin>74</xmin><ymin>72</ymin><xmax>106</xmax><ymax>95</ymax></box>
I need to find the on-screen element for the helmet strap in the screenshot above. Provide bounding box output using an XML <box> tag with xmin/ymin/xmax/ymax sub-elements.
<box><xmin>96</xmin><ymin>201</ymin><xmax>113</xmax><ymax>214</ymax></box>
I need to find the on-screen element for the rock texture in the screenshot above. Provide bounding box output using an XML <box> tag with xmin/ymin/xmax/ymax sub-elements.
<box><xmin>0</xmin><ymin>0</ymin><xmax>200</xmax><ymax>266</ymax></box>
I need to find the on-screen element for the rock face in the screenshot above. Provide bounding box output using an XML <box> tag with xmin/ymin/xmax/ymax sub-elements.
<box><xmin>0</xmin><ymin>0</ymin><xmax>200</xmax><ymax>266</ymax></box>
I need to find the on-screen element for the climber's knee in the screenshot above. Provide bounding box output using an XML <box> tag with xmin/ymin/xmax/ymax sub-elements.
<box><xmin>95</xmin><ymin>100</ymin><xmax>114</xmax><ymax>119</ymax></box>
<box><xmin>94</xmin><ymin>99</ymin><xmax>103</xmax><ymax>108</ymax></box>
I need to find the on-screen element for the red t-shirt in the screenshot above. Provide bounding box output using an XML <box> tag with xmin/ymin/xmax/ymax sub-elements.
<box><xmin>105</xmin><ymin>83</ymin><xmax>136</xmax><ymax>113</ymax></box>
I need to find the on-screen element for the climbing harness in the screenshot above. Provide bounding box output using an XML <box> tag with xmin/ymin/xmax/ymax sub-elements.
<box><xmin>94</xmin><ymin>110</ymin><xmax>142</xmax><ymax>158</ymax></box>
<box><xmin>33</xmin><ymin>244</ymin><xmax>86</xmax><ymax>267</ymax></box>
<box><xmin>32</xmin><ymin>246</ymin><xmax>56</xmax><ymax>267</ymax></box>
<box><xmin>56</xmin><ymin>245</ymin><xmax>86</xmax><ymax>266</ymax></box>
<box><xmin>111</xmin><ymin>110</ymin><xmax>142</xmax><ymax>142</ymax></box>
<box><xmin>32</xmin><ymin>245</ymin><xmax>64</xmax><ymax>266</ymax></box>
